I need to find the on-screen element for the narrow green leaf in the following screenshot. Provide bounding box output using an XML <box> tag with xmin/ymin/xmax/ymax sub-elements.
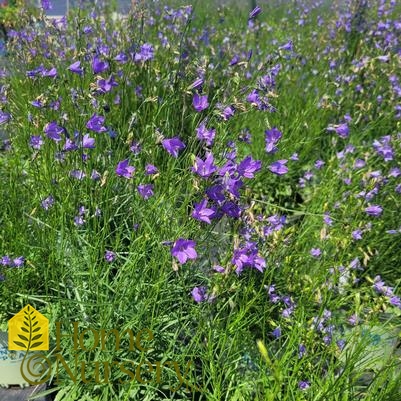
<box><xmin>21</xmin><ymin>327</ymin><xmax>29</xmax><ymax>333</ymax></box>
<box><xmin>18</xmin><ymin>334</ymin><xmax>29</xmax><ymax>342</ymax></box>
<box><xmin>32</xmin><ymin>327</ymin><xmax>40</xmax><ymax>333</ymax></box>
<box><xmin>31</xmin><ymin>341</ymin><xmax>43</xmax><ymax>348</ymax></box>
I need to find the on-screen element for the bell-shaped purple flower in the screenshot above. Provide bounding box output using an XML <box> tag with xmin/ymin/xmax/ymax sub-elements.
<box><xmin>137</xmin><ymin>184</ymin><xmax>154</xmax><ymax>200</ymax></box>
<box><xmin>86</xmin><ymin>114</ymin><xmax>107</xmax><ymax>133</ymax></box>
<box><xmin>237</xmin><ymin>156</ymin><xmax>262</xmax><ymax>178</ymax></box>
<box><xmin>116</xmin><ymin>159</ymin><xmax>135</xmax><ymax>179</ymax></box>
<box><xmin>192</xmin><ymin>153</ymin><xmax>217</xmax><ymax>178</ymax></box>
<box><xmin>249</xmin><ymin>6</ymin><xmax>262</xmax><ymax>19</ymax></box>
<box><xmin>269</xmin><ymin>159</ymin><xmax>288</xmax><ymax>175</ymax></box>
<box><xmin>92</xmin><ymin>55</ymin><xmax>109</xmax><ymax>74</ymax></box>
<box><xmin>44</xmin><ymin>121</ymin><xmax>64</xmax><ymax>142</ymax></box>
<box><xmin>196</xmin><ymin>123</ymin><xmax>215</xmax><ymax>146</ymax></box>
<box><xmin>171</xmin><ymin>238</ymin><xmax>197</xmax><ymax>264</ymax></box>
<box><xmin>192</xmin><ymin>199</ymin><xmax>215</xmax><ymax>224</ymax></box>
<box><xmin>162</xmin><ymin>137</ymin><xmax>185</xmax><ymax>158</ymax></box>
<box><xmin>365</xmin><ymin>205</ymin><xmax>383</xmax><ymax>217</ymax></box>
<box><xmin>265</xmin><ymin>127</ymin><xmax>282</xmax><ymax>154</ymax></box>
<box><xmin>82</xmin><ymin>134</ymin><xmax>95</xmax><ymax>148</ymax></box>
<box><xmin>68</xmin><ymin>61</ymin><xmax>83</xmax><ymax>75</ymax></box>
<box><xmin>193</xmin><ymin>93</ymin><xmax>209</xmax><ymax>112</ymax></box>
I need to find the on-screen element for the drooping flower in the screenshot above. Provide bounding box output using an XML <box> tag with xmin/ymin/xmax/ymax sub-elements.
<box><xmin>298</xmin><ymin>344</ymin><xmax>307</xmax><ymax>358</ymax></box>
<box><xmin>162</xmin><ymin>137</ymin><xmax>185</xmax><ymax>158</ymax></box>
<box><xmin>188</xmin><ymin>77</ymin><xmax>203</xmax><ymax>90</ymax></box>
<box><xmin>70</xmin><ymin>170</ymin><xmax>86</xmax><ymax>180</ymax></box>
<box><xmin>44</xmin><ymin>121</ymin><xmax>64</xmax><ymax>142</ymax></box>
<box><xmin>114</xmin><ymin>52</ymin><xmax>128</xmax><ymax>64</ymax></box>
<box><xmin>91</xmin><ymin>170</ymin><xmax>101</xmax><ymax>181</ymax></box>
<box><xmin>249</xmin><ymin>5</ymin><xmax>262</xmax><ymax>20</ymax></box>
<box><xmin>237</xmin><ymin>156</ymin><xmax>262</xmax><ymax>178</ymax></box>
<box><xmin>192</xmin><ymin>153</ymin><xmax>217</xmax><ymax>178</ymax></box>
<box><xmin>129</xmin><ymin>141</ymin><xmax>141</xmax><ymax>155</ymax></box>
<box><xmin>352</xmin><ymin>229</ymin><xmax>363</xmax><ymax>240</ymax></box>
<box><xmin>86</xmin><ymin>114</ymin><xmax>107</xmax><ymax>133</ymax></box>
<box><xmin>41</xmin><ymin>195</ymin><xmax>55</xmax><ymax>211</ymax></box>
<box><xmin>373</xmin><ymin>136</ymin><xmax>394</xmax><ymax>161</ymax></box>
<box><xmin>265</xmin><ymin>127</ymin><xmax>282</xmax><ymax>154</ymax></box>
<box><xmin>12</xmin><ymin>257</ymin><xmax>25</xmax><ymax>267</ymax></box>
<box><xmin>323</xmin><ymin>212</ymin><xmax>332</xmax><ymax>225</ymax></box>
<box><xmin>196</xmin><ymin>123</ymin><xmax>215</xmax><ymax>146</ymax></box>
<box><xmin>0</xmin><ymin>111</ymin><xmax>10</xmax><ymax>125</ymax></box>
<box><xmin>192</xmin><ymin>199</ymin><xmax>215</xmax><ymax>224</ymax></box>
<box><xmin>42</xmin><ymin>67</ymin><xmax>57</xmax><ymax>78</ymax></box>
<box><xmin>68</xmin><ymin>61</ymin><xmax>83</xmax><ymax>75</ymax></box>
<box><xmin>221</xmin><ymin>106</ymin><xmax>235</xmax><ymax>120</ymax></box>
<box><xmin>272</xmin><ymin>327</ymin><xmax>281</xmax><ymax>339</ymax></box>
<box><xmin>82</xmin><ymin>134</ymin><xmax>95</xmax><ymax>149</ymax></box>
<box><xmin>327</xmin><ymin>123</ymin><xmax>349</xmax><ymax>138</ymax></box>
<box><xmin>365</xmin><ymin>205</ymin><xmax>383</xmax><ymax>216</ymax></box>
<box><xmin>63</xmin><ymin>138</ymin><xmax>78</xmax><ymax>152</ymax></box>
<box><xmin>193</xmin><ymin>93</ymin><xmax>209</xmax><ymax>112</ymax></box>
<box><xmin>145</xmin><ymin>164</ymin><xmax>158</xmax><ymax>175</ymax></box>
<box><xmin>206</xmin><ymin>184</ymin><xmax>225</xmax><ymax>203</ymax></box>
<box><xmin>137</xmin><ymin>184</ymin><xmax>154</xmax><ymax>200</ymax></box>
<box><xmin>373</xmin><ymin>275</ymin><xmax>393</xmax><ymax>296</ymax></box>
<box><xmin>74</xmin><ymin>216</ymin><xmax>85</xmax><ymax>226</ymax></box>
<box><xmin>229</xmin><ymin>54</ymin><xmax>239</xmax><ymax>66</ymax></box>
<box><xmin>222</xmin><ymin>201</ymin><xmax>242</xmax><ymax>218</ymax></box>
<box><xmin>1</xmin><ymin>256</ymin><xmax>11</xmax><ymax>266</ymax></box>
<box><xmin>30</xmin><ymin>135</ymin><xmax>44</xmax><ymax>149</ymax></box>
<box><xmin>232</xmin><ymin>243</ymin><xmax>265</xmax><ymax>274</ymax></box>
<box><xmin>105</xmin><ymin>250</ymin><xmax>116</xmax><ymax>263</ymax></box>
<box><xmin>92</xmin><ymin>55</ymin><xmax>109</xmax><ymax>74</ymax></box>
<box><xmin>96</xmin><ymin>75</ymin><xmax>118</xmax><ymax>93</ymax></box>
<box><xmin>298</xmin><ymin>381</ymin><xmax>310</xmax><ymax>390</ymax></box>
<box><xmin>41</xmin><ymin>0</ymin><xmax>52</xmax><ymax>10</ymax></box>
<box><xmin>191</xmin><ymin>286</ymin><xmax>207</xmax><ymax>303</ymax></box>
<box><xmin>310</xmin><ymin>248</ymin><xmax>322</xmax><ymax>258</ymax></box>
<box><xmin>269</xmin><ymin>159</ymin><xmax>288</xmax><ymax>175</ymax></box>
<box><xmin>134</xmin><ymin>43</ymin><xmax>154</xmax><ymax>62</ymax></box>
<box><xmin>116</xmin><ymin>159</ymin><xmax>135</xmax><ymax>179</ymax></box>
<box><xmin>279</xmin><ymin>40</ymin><xmax>294</xmax><ymax>51</ymax></box>
<box><xmin>27</xmin><ymin>65</ymin><xmax>45</xmax><ymax>78</ymax></box>
<box><xmin>389</xmin><ymin>296</ymin><xmax>401</xmax><ymax>309</ymax></box>
<box><xmin>171</xmin><ymin>238</ymin><xmax>197</xmax><ymax>264</ymax></box>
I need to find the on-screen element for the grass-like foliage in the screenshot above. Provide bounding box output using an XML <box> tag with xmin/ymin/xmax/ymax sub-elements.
<box><xmin>0</xmin><ymin>0</ymin><xmax>400</xmax><ymax>400</ymax></box>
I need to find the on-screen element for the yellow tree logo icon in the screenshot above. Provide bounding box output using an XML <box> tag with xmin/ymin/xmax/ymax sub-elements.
<box><xmin>8</xmin><ymin>304</ymin><xmax>49</xmax><ymax>351</ymax></box>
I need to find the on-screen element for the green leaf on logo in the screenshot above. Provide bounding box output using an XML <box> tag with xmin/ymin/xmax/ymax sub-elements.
<box><xmin>18</xmin><ymin>334</ymin><xmax>29</xmax><ymax>342</ymax></box>
<box><xmin>13</xmin><ymin>341</ymin><xmax>26</xmax><ymax>348</ymax></box>
<box><xmin>32</xmin><ymin>334</ymin><xmax>42</xmax><ymax>341</ymax></box>
<box><xmin>31</xmin><ymin>342</ymin><xmax>43</xmax><ymax>348</ymax></box>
